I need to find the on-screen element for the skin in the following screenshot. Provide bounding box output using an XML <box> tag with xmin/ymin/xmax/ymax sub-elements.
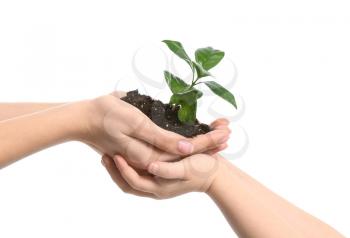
<box><xmin>0</xmin><ymin>92</ymin><xmax>230</xmax><ymax>169</ymax></box>
<box><xmin>3</xmin><ymin>95</ymin><xmax>342</xmax><ymax>237</ymax></box>
<box><xmin>102</xmin><ymin>154</ymin><xmax>345</xmax><ymax>238</ymax></box>
<box><xmin>0</xmin><ymin>103</ymin><xmax>63</xmax><ymax>120</ymax></box>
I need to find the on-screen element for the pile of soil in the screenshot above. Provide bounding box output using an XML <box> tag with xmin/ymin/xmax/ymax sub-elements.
<box><xmin>121</xmin><ymin>90</ymin><xmax>211</xmax><ymax>137</ymax></box>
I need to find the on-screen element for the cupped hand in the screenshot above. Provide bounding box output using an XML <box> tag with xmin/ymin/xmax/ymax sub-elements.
<box><xmin>102</xmin><ymin>153</ymin><xmax>226</xmax><ymax>199</ymax></box>
<box><xmin>84</xmin><ymin>92</ymin><xmax>231</xmax><ymax>169</ymax></box>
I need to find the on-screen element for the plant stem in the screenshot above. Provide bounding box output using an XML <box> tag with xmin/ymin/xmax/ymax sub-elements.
<box><xmin>191</xmin><ymin>77</ymin><xmax>200</xmax><ymax>87</ymax></box>
<box><xmin>191</xmin><ymin>70</ymin><xmax>195</xmax><ymax>84</ymax></box>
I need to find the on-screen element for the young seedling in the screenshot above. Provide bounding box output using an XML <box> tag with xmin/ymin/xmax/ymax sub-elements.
<box><xmin>162</xmin><ymin>40</ymin><xmax>237</xmax><ymax>125</ymax></box>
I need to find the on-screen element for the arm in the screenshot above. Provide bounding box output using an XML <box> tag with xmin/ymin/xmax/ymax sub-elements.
<box><xmin>0</xmin><ymin>103</ymin><xmax>63</xmax><ymax>121</ymax></box>
<box><xmin>0</xmin><ymin>102</ymin><xmax>89</xmax><ymax>168</ymax></box>
<box><xmin>104</xmin><ymin>154</ymin><xmax>344</xmax><ymax>238</ymax></box>
<box><xmin>0</xmin><ymin>94</ymin><xmax>230</xmax><ymax>169</ymax></box>
<box><xmin>208</xmin><ymin>157</ymin><xmax>344</xmax><ymax>238</ymax></box>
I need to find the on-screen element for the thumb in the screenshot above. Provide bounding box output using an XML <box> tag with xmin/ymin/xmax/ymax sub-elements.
<box><xmin>147</xmin><ymin>161</ymin><xmax>186</xmax><ymax>180</ymax></box>
<box><xmin>133</xmin><ymin>119</ymin><xmax>194</xmax><ymax>155</ymax></box>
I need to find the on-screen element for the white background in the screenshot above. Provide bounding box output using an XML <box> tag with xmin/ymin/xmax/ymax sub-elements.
<box><xmin>1</xmin><ymin>0</ymin><xmax>350</xmax><ymax>237</ymax></box>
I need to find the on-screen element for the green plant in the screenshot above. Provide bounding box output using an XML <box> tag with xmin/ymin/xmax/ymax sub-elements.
<box><xmin>162</xmin><ymin>40</ymin><xmax>237</xmax><ymax>125</ymax></box>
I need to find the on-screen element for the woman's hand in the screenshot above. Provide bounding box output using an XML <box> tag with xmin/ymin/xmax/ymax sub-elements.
<box><xmin>0</xmin><ymin>91</ymin><xmax>229</xmax><ymax>169</ymax></box>
<box><xmin>101</xmin><ymin>153</ymin><xmax>224</xmax><ymax>199</ymax></box>
<box><xmin>84</xmin><ymin>92</ymin><xmax>231</xmax><ymax>169</ymax></box>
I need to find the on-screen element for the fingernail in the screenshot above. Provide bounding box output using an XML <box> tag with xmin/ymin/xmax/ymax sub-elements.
<box><xmin>101</xmin><ymin>159</ymin><xmax>106</xmax><ymax>167</ymax></box>
<box><xmin>149</xmin><ymin>163</ymin><xmax>159</xmax><ymax>174</ymax></box>
<box><xmin>178</xmin><ymin>140</ymin><xmax>194</xmax><ymax>154</ymax></box>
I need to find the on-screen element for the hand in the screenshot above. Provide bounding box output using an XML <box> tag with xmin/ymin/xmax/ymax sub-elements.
<box><xmin>101</xmin><ymin>153</ymin><xmax>226</xmax><ymax>199</ymax></box>
<box><xmin>84</xmin><ymin>92</ymin><xmax>231</xmax><ymax>169</ymax></box>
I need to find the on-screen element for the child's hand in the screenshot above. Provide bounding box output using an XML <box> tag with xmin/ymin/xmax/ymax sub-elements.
<box><xmin>102</xmin><ymin>153</ymin><xmax>224</xmax><ymax>199</ymax></box>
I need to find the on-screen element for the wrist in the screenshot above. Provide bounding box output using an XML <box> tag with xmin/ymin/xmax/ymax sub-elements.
<box><xmin>59</xmin><ymin>100</ymin><xmax>96</xmax><ymax>142</ymax></box>
<box><xmin>205</xmin><ymin>157</ymin><xmax>231</xmax><ymax>197</ymax></box>
<box><xmin>80</xmin><ymin>94</ymin><xmax>119</xmax><ymax>144</ymax></box>
<box><xmin>74</xmin><ymin>97</ymin><xmax>104</xmax><ymax>143</ymax></box>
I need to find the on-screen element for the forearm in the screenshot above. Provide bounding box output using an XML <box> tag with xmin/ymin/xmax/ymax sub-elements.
<box><xmin>0</xmin><ymin>102</ymin><xmax>91</xmax><ymax>168</ymax></box>
<box><xmin>0</xmin><ymin>103</ymin><xmax>63</xmax><ymax>121</ymax></box>
<box><xmin>226</xmin><ymin>162</ymin><xmax>343</xmax><ymax>237</ymax></box>
<box><xmin>208</xmin><ymin>159</ymin><xmax>301</xmax><ymax>237</ymax></box>
<box><xmin>207</xmin><ymin>157</ymin><xmax>344</xmax><ymax>238</ymax></box>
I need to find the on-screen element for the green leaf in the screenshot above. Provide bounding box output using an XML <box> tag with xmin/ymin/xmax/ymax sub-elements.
<box><xmin>170</xmin><ymin>88</ymin><xmax>203</xmax><ymax>105</ymax></box>
<box><xmin>193</xmin><ymin>61</ymin><xmax>211</xmax><ymax>79</ymax></box>
<box><xmin>204</xmin><ymin>81</ymin><xmax>237</xmax><ymax>109</ymax></box>
<box><xmin>164</xmin><ymin>71</ymin><xmax>190</xmax><ymax>94</ymax></box>
<box><xmin>195</xmin><ymin>47</ymin><xmax>225</xmax><ymax>70</ymax></box>
<box><xmin>162</xmin><ymin>40</ymin><xmax>193</xmax><ymax>69</ymax></box>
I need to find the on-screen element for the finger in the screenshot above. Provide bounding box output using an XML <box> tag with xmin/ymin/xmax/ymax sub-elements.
<box><xmin>210</xmin><ymin>118</ymin><xmax>230</xmax><ymax>128</ymax></box>
<box><xmin>211</xmin><ymin>119</ymin><xmax>231</xmax><ymax>134</ymax></box>
<box><xmin>120</xmin><ymin>136</ymin><xmax>178</xmax><ymax>168</ymax></box>
<box><xmin>214</xmin><ymin>126</ymin><xmax>232</xmax><ymax>134</ymax></box>
<box><xmin>130</xmin><ymin>125</ymin><xmax>230</xmax><ymax>164</ymax></box>
<box><xmin>101</xmin><ymin>155</ymin><xmax>156</xmax><ymax>198</ymax></box>
<box><xmin>147</xmin><ymin>161</ymin><xmax>186</xmax><ymax>180</ymax></box>
<box><xmin>114</xmin><ymin>155</ymin><xmax>188</xmax><ymax>199</ymax></box>
<box><xmin>114</xmin><ymin>155</ymin><xmax>160</xmax><ymax>194</ymax></box>
<box><xmin>206</xmin><ymin>143</ymin><xmax>228</xmax><ymax>155</ymax></box>
<box><xmin>213</xmin><ymin>125</ymin><xmax>231</xmax><ymax>133</ymax></box>
<box><xmin>129</xmin><ymin>115</ymin><xmax>200</xmax><ymax>155</ymax></box>
<box><xmin>189</xmin><ymin>129</ymin><xmax>230</xmax><ymax>154</ymax></box>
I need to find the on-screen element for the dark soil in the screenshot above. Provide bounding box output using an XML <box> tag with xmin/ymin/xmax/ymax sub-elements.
<box><xmin>121</xmin><ymin>90</ymin><xmax>211</xmax><ymax>137</ymax></box>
